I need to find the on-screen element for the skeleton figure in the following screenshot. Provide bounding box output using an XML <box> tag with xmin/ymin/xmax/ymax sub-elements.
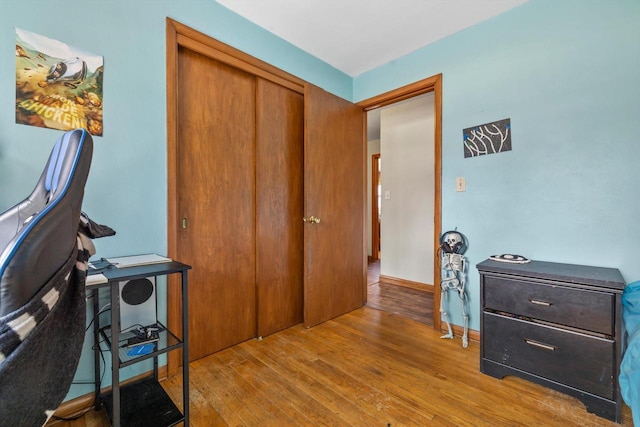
<box><xmin>439</xmin><ymin>230</ymin><xmax>469</xmax><ymax>348</ymax></box>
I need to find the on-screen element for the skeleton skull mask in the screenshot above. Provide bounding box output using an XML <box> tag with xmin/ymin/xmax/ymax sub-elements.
<box><xmin>441</xmin><ymin>230</ymin><xmax>467</xmax><ymax>254</ymax></box>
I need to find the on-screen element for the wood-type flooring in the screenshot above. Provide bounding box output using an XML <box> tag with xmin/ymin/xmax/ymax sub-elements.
<box><xmin>51</xmin><ymin>260</ymin><xmax>632</xmax><ymax>426</ymax></box>
<box><xmin>365</xmin><ymin>259</ymin><xmax>434</xmax><ymax>326</ymax></box>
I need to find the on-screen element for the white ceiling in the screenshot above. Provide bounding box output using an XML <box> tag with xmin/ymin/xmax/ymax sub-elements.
<box><xmin>216</xmin><ymin>0</ymin><xmax>529</xmax><ymax>77</ymax></box>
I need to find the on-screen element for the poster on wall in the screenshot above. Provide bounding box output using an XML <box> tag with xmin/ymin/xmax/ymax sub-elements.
<box><xmin>463</xmin><ymin>118</ymin><xmax>511</xmax><ymax>158</ymax></box>
<box><xmin>15</xmin><ymin>28</ymin><xmax>103</xmax><ymax>136</ymax></box>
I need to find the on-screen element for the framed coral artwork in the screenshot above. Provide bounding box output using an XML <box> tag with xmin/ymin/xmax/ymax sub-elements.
<box><xmin>463</xmin><ymin>118</ymin><xmax>511</xmax><ymax>158</ymax></box>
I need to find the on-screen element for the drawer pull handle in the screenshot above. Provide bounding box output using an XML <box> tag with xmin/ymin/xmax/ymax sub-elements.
<box><xmin>524</xmin><ymin>339</ymin><xmax>556</xmax><ymax>351</ymax></box>
<box><xmin>529</xmin><ymin>299</ymin><xmax>552</xmax><ymax>306</ymax></box>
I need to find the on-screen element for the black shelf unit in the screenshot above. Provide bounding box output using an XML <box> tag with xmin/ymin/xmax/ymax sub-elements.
<box><xmin>88</xmin><ymin>260</ymin><xmax>191</xmax><ymax>427</ymax></box>
<box><xmin>99</xmin><ymin>321</ymin><xmax>182</xmax><ymax>367</ymax></box>
<box><xmin>102</xmin><ymin>377</ymin><xmax>183</xmax><ymax>427</ymax></box>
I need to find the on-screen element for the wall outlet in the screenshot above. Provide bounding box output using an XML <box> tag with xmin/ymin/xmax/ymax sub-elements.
<box><xmin>456</xmin><ymin>177</ymin><xmax>466</xmax><ymax>192</ymax></box>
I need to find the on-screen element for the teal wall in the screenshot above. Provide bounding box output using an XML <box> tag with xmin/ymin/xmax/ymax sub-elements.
<box><xmin>1</xmin><ymin>0</ymin><xmax>639</xmax><ymax>403</ymax></box>
<box><xmin>355</xmin><ymin>0</ymin><xmax>640</xmax><ymax>331</ymax></box>
<box><xmin>0</xmin><ymin>0</ymin><xmax>350</xmax><ymax>401</ymax></box>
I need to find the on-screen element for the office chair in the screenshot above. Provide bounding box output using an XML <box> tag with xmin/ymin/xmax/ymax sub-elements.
<box><xmin>0</xmin><ymin>129</ymin><xmax>93</xmax><ymax>425</ymax></box>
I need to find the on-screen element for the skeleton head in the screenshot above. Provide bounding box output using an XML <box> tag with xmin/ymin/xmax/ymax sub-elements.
<box><xmin>441</xmin><ymin>230</ymin><xmax>467</xmax><ymax>254</ymax></box>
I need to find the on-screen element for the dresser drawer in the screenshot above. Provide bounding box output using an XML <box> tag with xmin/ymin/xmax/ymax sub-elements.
<box><xmin>483</xmin><ymin>275</ymin><xmax>614</xmax><ymax>335</ymax></box>
<box><xmin>483</xmin><ymin>312</ymin><xmax>614</xmax><ymax>399</ymax></box>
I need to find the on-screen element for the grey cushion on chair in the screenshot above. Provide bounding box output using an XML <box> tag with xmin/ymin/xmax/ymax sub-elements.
<box><xmin>0</xmin><ymin>129</ymin><xmax>93</xmax><ymax>316</ymax></box>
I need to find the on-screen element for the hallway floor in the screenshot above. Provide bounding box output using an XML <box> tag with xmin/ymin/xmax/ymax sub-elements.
<box><xmin>366</xmin><ymin>259</ymin><xmax>433</xmax><ymax>326</ymax></box>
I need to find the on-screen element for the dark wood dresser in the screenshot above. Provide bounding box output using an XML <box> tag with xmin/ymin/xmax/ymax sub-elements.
<box><xmin>477</xmin><ymin>259</ymin><xmax>626</xmax><ymax>423</ymax></box>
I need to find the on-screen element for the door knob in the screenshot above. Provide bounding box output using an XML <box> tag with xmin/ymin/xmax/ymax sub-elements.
<box><xmin>303</xmin><ymin>216</ymin><xmax>321</xmax><ymax>224</ymax></box>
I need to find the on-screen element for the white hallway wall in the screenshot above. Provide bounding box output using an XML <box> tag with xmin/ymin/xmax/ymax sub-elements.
<box><xmin>380</xmin><ymin>93</ymin><xmax>435</xmax><ymax>285</ymax></box>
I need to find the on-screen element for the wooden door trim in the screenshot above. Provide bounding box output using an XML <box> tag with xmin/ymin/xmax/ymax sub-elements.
<box><xmin>168</xmin><ymin>18</ymin><xmax>305</xmax><ymax>94</ymax></box>
<box><xmin>166</xmin><ymin>17</ymin><xmax>180</xmax><ymax>377</ymax></box>
<box><xmin>358</xmin><ymin>74</ymin><xmax>441</xmax><ymax>111</ymax></box>
<box><xmin>371</xmin><ymin>154</ymin><xmax>381</xmax><ymax>261</ymax></box>
<box><xmin>357</xmin><ymin>73</ymin><xmax>443</xmax><ymax>331</ymax></box>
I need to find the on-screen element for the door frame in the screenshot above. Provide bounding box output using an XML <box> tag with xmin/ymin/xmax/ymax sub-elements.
<box><xmin>165</xmin><ymin>18</ymin><xmax>306</xmax><ymax>375</ymax></box>
<box><xmin>371</xmin><ymin>153</ymin><xmax>381</xmax><ymax>260</ymax></box>
<box><xmin>357</xmin><ymin>74</ymin><xmax>443</xmax><ymax>331</ymax></box>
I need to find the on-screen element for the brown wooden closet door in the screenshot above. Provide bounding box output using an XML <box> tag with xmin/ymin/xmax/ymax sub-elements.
<box><xmin>177</xmin><ymin>47</ymin><xmax>256</xmax><ymax>361</ymax></box>
<box><xmin>256</xmin><ymin>79</ymin><xmax>304</xmax><ymax>337</ymax></box>
<box><xmin>303</xmin><ymin>84</ymin><xmax>366</xmax><ymax>327</ymax></box>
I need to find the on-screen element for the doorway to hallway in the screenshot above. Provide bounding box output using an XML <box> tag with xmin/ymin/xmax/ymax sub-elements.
<box><xmin>364</xmin><ymin>90</ymin><xmax>437</xmax><ymax>327</ymax></box>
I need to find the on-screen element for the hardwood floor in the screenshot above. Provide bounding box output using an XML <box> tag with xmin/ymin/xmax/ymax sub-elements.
<box><xmin>54</xmin><ymin>260</ymin><xmax>632</xmax><ymax>426</ymax></box>
<box><xmin>367</xmin><ymin>258</ymin><xmax>381</xmax><ymax>285</ymax></box>
<box><xmin>60</xmin><ymin>307</ymin><xmax>632</xmax><ymax>426</ymax></box>
<box><xmin>366</xmin><ymin>259</ymin><xmax>433</xmax><ymax>326</ymax></box>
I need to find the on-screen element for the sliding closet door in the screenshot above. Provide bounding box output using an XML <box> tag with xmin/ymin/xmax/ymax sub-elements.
<box><xmin>304</xmin><ymin>84</ymin><xmax>366</xmax><ymax>327</ymax></box>
<box><xmin>177</xmin><ymin>47</ymin><xmax>257</xmax><ymax>361</ymax></box>
<box><xmin>256</xmin><ymin>79</ymin><xmax>304</xmax><ymax>337</ymax></box>
<box><xmin>170</xmin><ymin>22</ymin><xmax>365</xmax><ymax>363</ymax></box>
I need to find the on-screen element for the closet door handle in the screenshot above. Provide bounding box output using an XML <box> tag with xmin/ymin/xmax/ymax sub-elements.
<box><xmin>303</xmin><ymin>216</ymin><xmax>321</xmax><ymax>224</ymax></box>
